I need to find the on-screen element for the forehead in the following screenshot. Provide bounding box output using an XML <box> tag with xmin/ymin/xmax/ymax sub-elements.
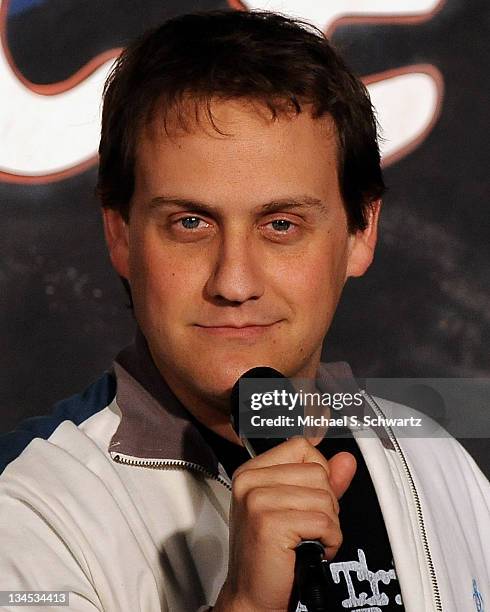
<box><xmin>133</xmin><ymin>98</ymin><xmax>340</xmax><ymax>205</ymax></box>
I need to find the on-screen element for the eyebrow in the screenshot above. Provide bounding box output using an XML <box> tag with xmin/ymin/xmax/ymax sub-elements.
<box><xmin>148</xmin><ymin>195</ymin><xmax>328</xmax><ymax>215</ymax></box>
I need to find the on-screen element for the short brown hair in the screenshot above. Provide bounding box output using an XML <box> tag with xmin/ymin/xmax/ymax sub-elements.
<box><xmin>97</xmin><ymin>9</ymin><xmax>384</xmax><ymax>230</ymax></box>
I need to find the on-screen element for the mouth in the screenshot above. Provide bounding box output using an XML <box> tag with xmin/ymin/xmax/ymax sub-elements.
<box><xmin>194</xmin><ymin>321</ymin><xmax>281</xmax><ymax>337</ymax></box>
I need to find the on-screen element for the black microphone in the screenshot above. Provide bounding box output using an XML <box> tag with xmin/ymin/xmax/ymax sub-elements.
<box><xmin>230</xmin><ymin>367</ymin><xmax>331</xmax><ymax>612</ymax></box>
<box><xmin>230</xmin><ymin>366</ymin><xmax>295</xmax><ymax>456</ymax></box>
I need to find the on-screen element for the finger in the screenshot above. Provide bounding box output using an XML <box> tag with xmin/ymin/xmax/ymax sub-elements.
<box><xmin>244</xmin><ymin>484</ymin><xmax>339</xmax><ymax>516</ymax></box>
<box><xmin>328</xmin><ymin>451</ymin><xmax>357</xmax><ymax>499</ymax></box>
<box><xmin>234</xmin><ymin>437</ymin><xmax>330</xmax><ymax>477</ymax></box>
<box><xmin>260</xmin><ymin>509</ymin><xmax>342</xmax><ymax>560</ymax></box>
<box><xmin>233</xmin><ymin>462</ymin><xmax>332</xmax><ymax>499</ymax></box>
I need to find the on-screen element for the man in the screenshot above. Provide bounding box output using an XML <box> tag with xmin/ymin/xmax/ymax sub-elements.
<box><xmin>0</xmin><ymin>10</ymin><xmax>488</xmax><ymax>612</ymax></box>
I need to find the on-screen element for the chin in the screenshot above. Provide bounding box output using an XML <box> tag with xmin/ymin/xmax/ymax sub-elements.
<box><xmin>194</xmin><ymin>357</ymin><xmax>283</xmax><ymax>394</ymax></box>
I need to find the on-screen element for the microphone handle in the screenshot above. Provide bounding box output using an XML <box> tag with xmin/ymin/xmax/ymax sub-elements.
<box><xmin>293</xmin><ymin>540</ymin><xmax>330</xmax><ymax>611</ymax></box>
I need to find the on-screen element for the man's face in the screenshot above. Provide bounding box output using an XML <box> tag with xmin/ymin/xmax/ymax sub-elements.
<box><xmin>105</xmin><ymin>100</ymin><xmax>378</xmax><ymax>413</ymax></box>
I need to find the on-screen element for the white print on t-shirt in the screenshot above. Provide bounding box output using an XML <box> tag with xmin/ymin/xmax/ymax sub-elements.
<box><xmin>295</xmin><ymin>548</ymin><xmax>403</xmax><ymax>611</ymax></box>
<box><xmin>330</xmin><ymin>549</ymin><xmax>402</xmax><ymax>609</ymax></box>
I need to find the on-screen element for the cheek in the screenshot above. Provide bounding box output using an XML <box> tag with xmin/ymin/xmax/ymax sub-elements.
<box><xmin>304</xmin><ymin>240</ymin><xmax>348</xmax><ymax>289</ymax></box>
<box><xmin>289</xmin><ymin>241</ymin><xmax>348</xmax><ymax>320</ymax></box>
<box><xmin>128</xmin><ymin>234</ymin><xmax>192</xmax><ymax>317</ymax></box>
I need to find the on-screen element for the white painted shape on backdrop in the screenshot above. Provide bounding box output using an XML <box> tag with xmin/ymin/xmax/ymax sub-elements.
<box><xmin>369</xmin><ymin>72</ymin><xmax>439</xmax><ymax>159</ymax></box>
<box><xmin>242</xmin><ymin>0</ymin><xmax>441</xmax><ymax>31</ymax></box>
<box><xmin>0</xmin><ymin>0</ymin><xmax>115</xmax><ymax>175</ymax></box>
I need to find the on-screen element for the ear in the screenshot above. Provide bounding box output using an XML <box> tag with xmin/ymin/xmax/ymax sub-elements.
<box><xmin>346</xmin><ymin>200</ymin><xmax>381</xmax><ymax>279</ymax></box>
<box><xmin>102</xmin><ymin>208</ymin><xmax>130</xmax><ymax>279</ymax></box>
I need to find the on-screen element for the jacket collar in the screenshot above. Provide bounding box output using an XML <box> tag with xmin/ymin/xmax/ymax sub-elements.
<box><xmin>109</xmin><ymin>330</ymin><xmax>220</xmax><ymax>474</ymax></box>
<box><xmin>109</xmin><ymin>329</ymin><xmax>377</xmax><ymax>475</ymax></box>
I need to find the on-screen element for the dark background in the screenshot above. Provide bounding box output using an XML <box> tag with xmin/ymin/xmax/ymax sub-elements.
<box><xmin>1</xmin><ymin>0</ymin><xmax>488</xmax><ymax>473</ymax></box>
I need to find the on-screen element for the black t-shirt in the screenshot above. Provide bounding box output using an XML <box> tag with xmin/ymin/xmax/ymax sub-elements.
<box><xmin>192</xmin><ymin>420</ymin><xmax>405</xmax><ymax>612</ymax></box>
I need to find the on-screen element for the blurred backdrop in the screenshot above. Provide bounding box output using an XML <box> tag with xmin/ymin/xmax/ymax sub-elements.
<box><xmin>1</xmin><ymin>0</ymin><xmax>488</xmax><ymax>472</ymax></box>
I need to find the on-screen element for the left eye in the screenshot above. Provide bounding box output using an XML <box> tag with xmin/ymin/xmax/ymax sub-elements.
<box><xmin>269</xmin><ymin>219</ymin><xmax>293</xmax><ymax>231</ymax></box>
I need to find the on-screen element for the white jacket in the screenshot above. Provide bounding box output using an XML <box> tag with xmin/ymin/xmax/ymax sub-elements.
<box><xmin>0</xmin><ymin>340</ymin><xmax>488</xmax><ymax>612</ymax></box>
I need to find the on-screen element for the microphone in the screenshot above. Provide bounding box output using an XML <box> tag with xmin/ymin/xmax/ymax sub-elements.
<box><xmin>230</xmin><ymin>366</ymin><xmax>292</xmax><ymax>456</ymax></box>
<box><xmin>230</xmin><ymin>367</ymin><xmax>331</xmax><ymax>611</ymax></box>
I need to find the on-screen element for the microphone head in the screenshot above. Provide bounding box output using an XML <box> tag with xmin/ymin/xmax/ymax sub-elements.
<box><xmin>230</xmin><ymin>367</ymin><xmax>301</xmax><ymax>456</ymax></box>
<box><xmin>230</xmin><ymin>367</ymin><xmax>285</xmax><ymax>433</ymax></box>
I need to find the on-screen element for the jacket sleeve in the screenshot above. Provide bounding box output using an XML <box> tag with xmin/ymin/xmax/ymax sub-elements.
<box><xmin>0</xmin><ymin>496</ymin><xmax>103</xmax><ymax>611</ymax></box>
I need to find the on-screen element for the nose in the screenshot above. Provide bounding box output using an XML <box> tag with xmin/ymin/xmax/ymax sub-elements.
<box><xmin>205</xmin><ymin>230</ymin><xmax>265</xmax><ymax>304</ymax></box>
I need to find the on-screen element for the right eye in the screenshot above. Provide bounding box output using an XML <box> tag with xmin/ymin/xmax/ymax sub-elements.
<box><xmin>178</xmin><ymin>216</ymin><xmax>209</xmax><ymax>230</ymax></box>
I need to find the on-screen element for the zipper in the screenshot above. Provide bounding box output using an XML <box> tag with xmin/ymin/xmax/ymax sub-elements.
<box><xmin>111</xmin><ymin>452</ymin><xmax>232</xmax><ymax>491</ymax></box>
<box><xmin>361</xmin><ymin>390</ymin><xmax>442</xmax><ymax>612</ymax></box>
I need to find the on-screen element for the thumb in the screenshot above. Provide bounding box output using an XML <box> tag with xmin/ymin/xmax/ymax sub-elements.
<box><xmin>328</xmin><ymin>451</ymin><xmax>357</xmax><ymax>499</ymax></box>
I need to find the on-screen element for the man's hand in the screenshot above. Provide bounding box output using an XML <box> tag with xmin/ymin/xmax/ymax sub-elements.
<box><xmin>213</xmin><ymin>437</ymin><xmax>357</xmax><ymax>612</ymax></box>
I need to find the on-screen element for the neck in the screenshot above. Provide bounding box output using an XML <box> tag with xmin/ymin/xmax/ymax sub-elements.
<box><xmin>153</xmin><ymin>364</ymin><xmax>245</xmax><ymax>445</ymax></box>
